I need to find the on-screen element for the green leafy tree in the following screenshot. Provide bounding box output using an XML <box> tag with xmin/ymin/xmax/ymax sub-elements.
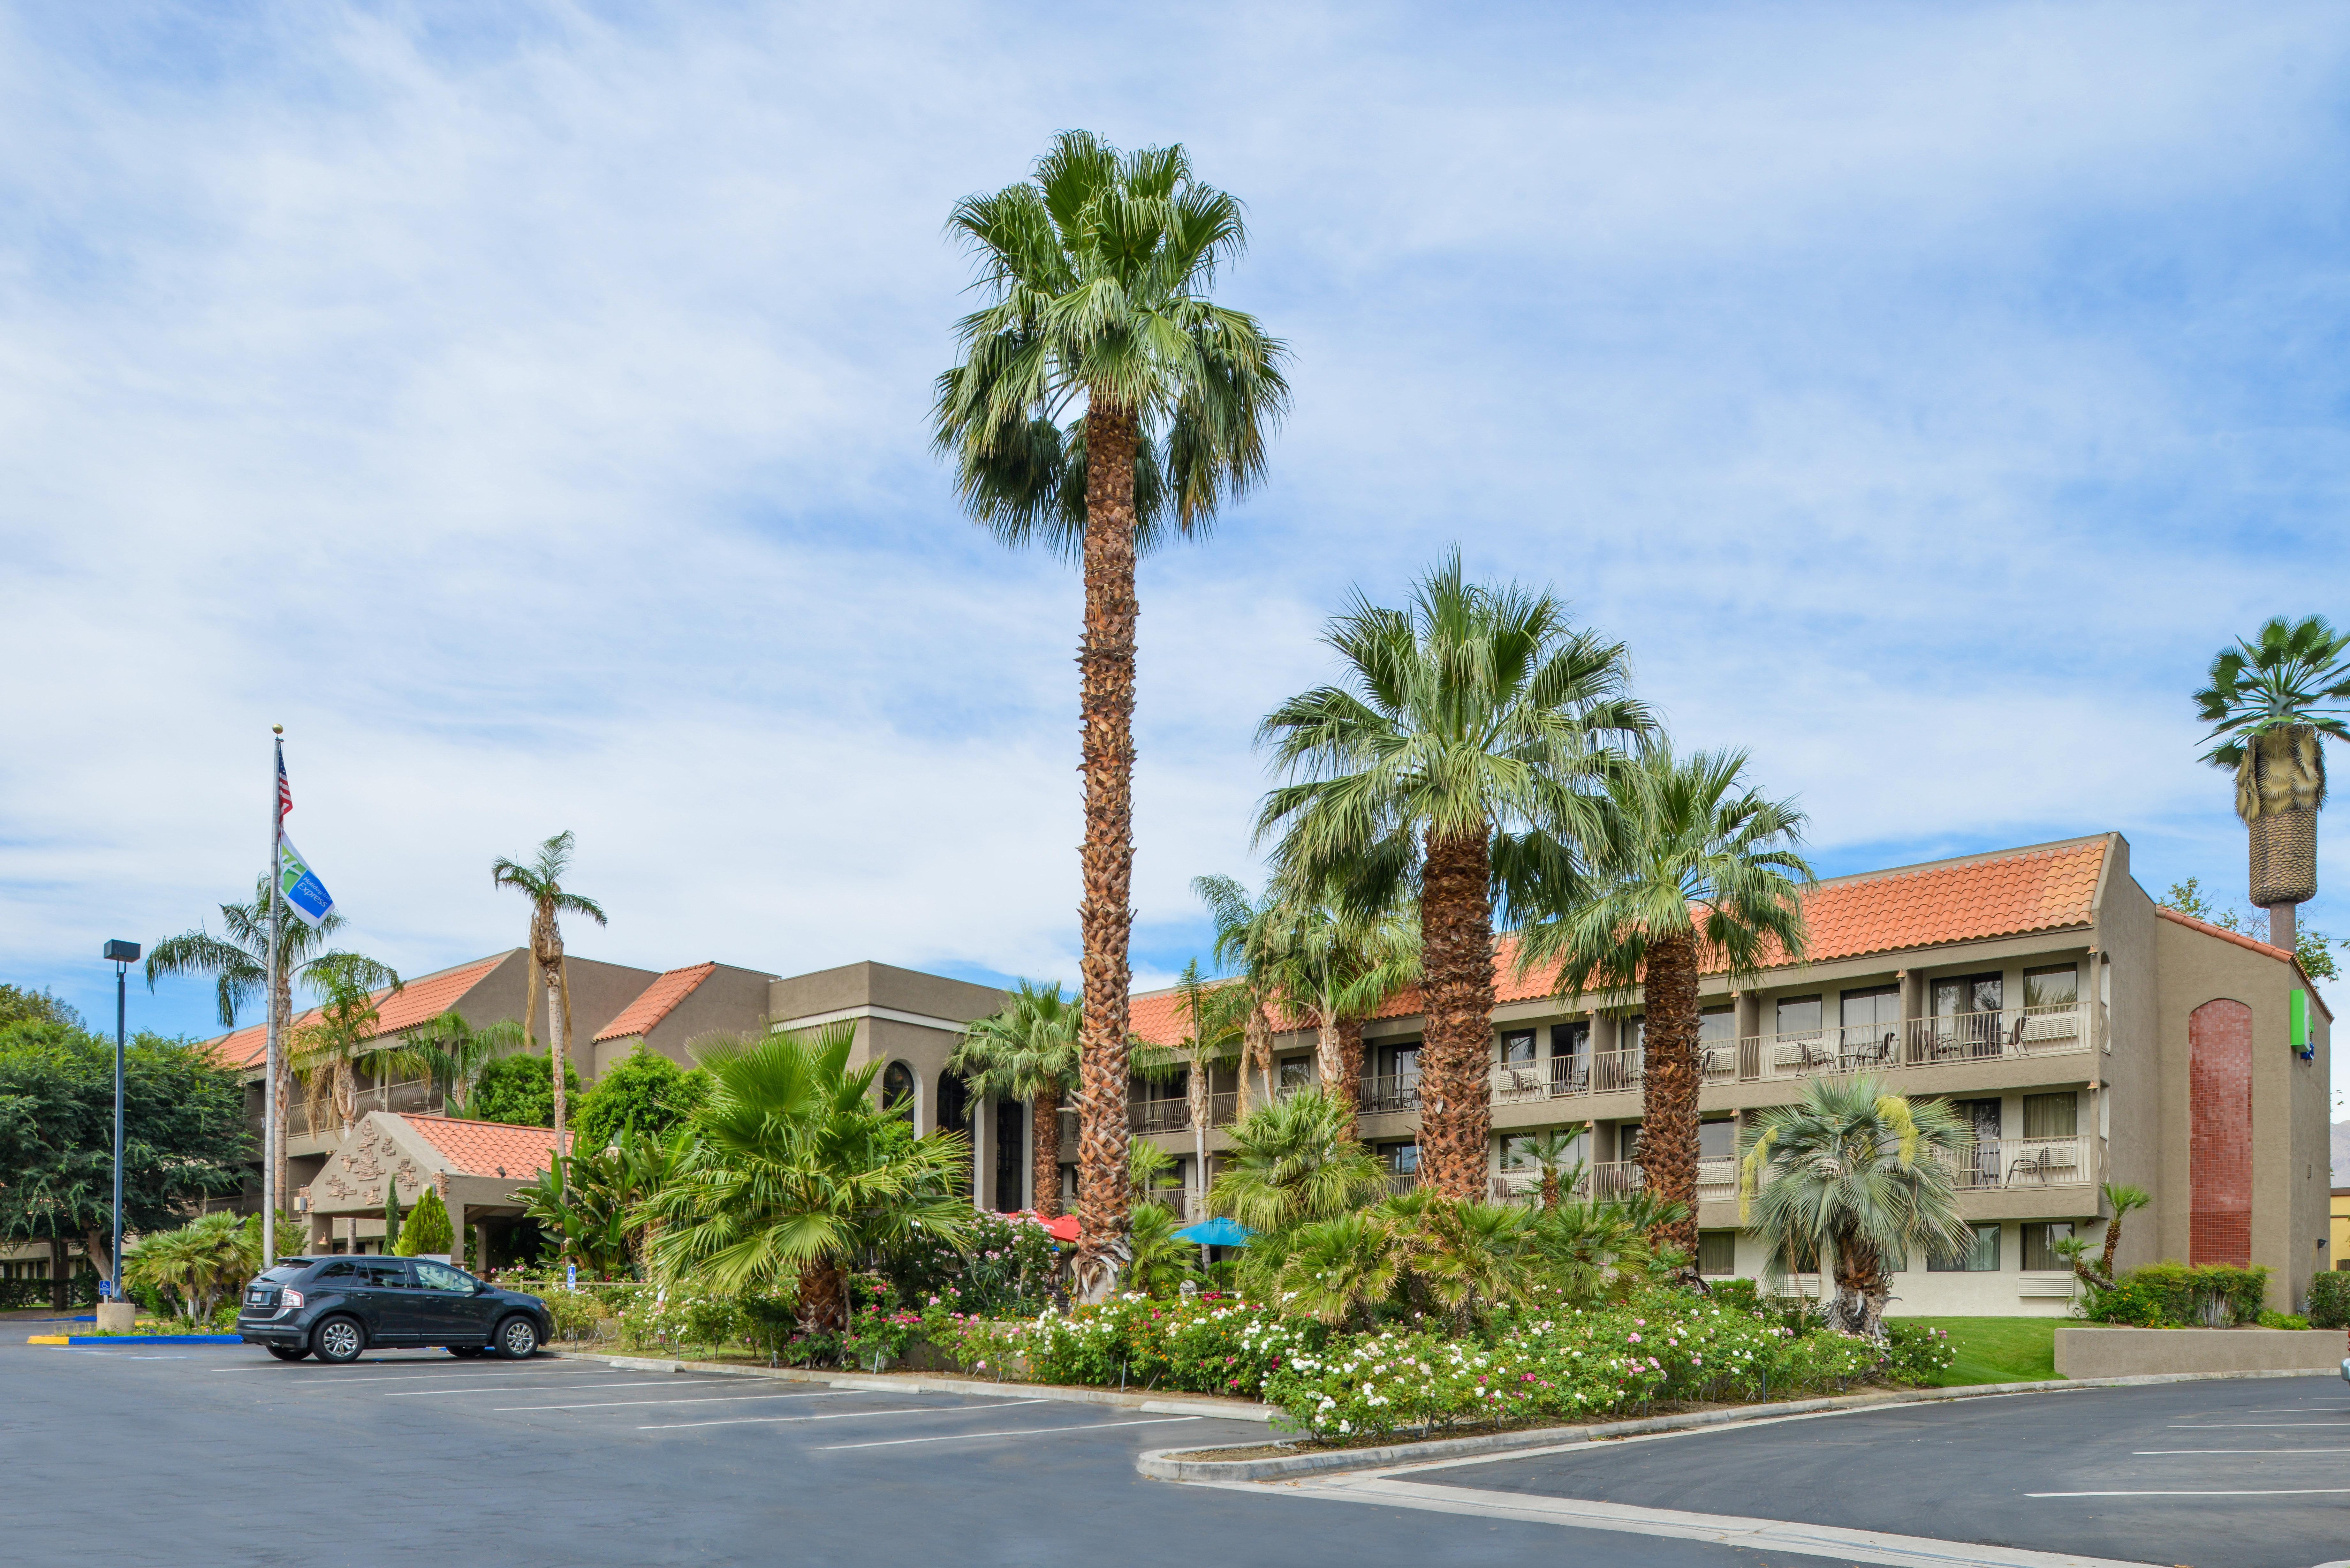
<box><xmin>2163</xmin><ymin>877</ymin><xmax>2339</xmax><ymax>981</ymax></box>
<box><xmin>0</xmin><ymin>1021</ymin><xmax>248</xmax><ymax>1306</ymax></box>
<box><xmin>145</xmin><ymin>875</ymin><xmax>362</xmax><ymax>1213</ymax></box>
<box><xmin>396</xmin><ymin>1186</ymin><xmax>454</xmax><ymax>1257</ymax></box>
<box><xmin>572</xmin><ymin>1050</ymin><xmax>709</xmax><ymax>1150</ymax></box>
<box><xmin>0</xmin><ymin>985</ymin><xmax>81</xmax><ymax>1029</ymax></box>
<box><xmin>491</xmin><ymin>830</ymin><xmax>607</xmax><ymax>1186</ymax></box>
<box><xmin>949</xmin><ymin>981</ymin><xmax>1082</xmax><ymax>1218</ymax></box>
<box><xmin>643</xmin><ymin>1025</ymin><xmax>977</xmax><ymax>1334</ymax></box>
<box><xmin>382</xmin><ymin>1172</ymin><xmax>403</xmax><ymax>1251</ymax></box>
<box><xmin>1517</xmin><ymin>746</ymin><xmax>1812</xmax><ymax>1265</ymax></box>
<box><xmin>1739</xmin><ymin>1077</ymin><xmax>1975</xmax><ymax>1341</ymax></box>
<box><xmin>1255</xmin><ymin>553</ymin><xmax>1651</xmax><ymax>1199</ymax></box>
<box><xmin>462</xmin><ymin>1050</ymin><xmax>581</xmax><ymax>1128</ymax></box>
<box><xmin>934</xmin><ymin>130</ymin><xmax>1290</xmax><ymax>1300</ymax></box>
<box><xmin>2194</xmin><ymin>615</ymin><xmax>2350</xmax><ymax>949</ymax></box>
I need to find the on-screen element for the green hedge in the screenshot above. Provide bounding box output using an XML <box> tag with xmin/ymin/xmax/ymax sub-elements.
<box><xmin>2307</xmin><ymin>1270</ymin><xmax>2350</xmax><ymax>1330</ymax></box>
<box><xmin>2082</xmin><ymin>1263</ymin><xmax>2270</xmax><ymax>1327</ymax></box>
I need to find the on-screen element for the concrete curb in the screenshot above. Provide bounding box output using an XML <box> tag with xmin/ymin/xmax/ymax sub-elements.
<box><xmin>544</xmin><ymin>1347</ymin><xmax>1277</xmax><ymax>1422</ymax></box>
<box><xmin>26</xmin><ymin>1333</ymin><xmax>244</xmax><ymax>1346</ymax></box>
<box><xmin>1133</xmin><ymin>1366</ymin><xmax>2336</xmax><ymax>1483</ymax></box>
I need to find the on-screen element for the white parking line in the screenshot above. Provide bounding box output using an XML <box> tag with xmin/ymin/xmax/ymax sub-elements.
<box><xmin>386</xmin><ymin>1380</ymin><xmax>692</xmax><ymax>1398</ymax></box>
<box><xmin>2165</xmin><ymin>1423</ymin><xmax>2350</xmax><ymax>1429</ymax></box>
<box><xmin>640</xmin><ymin>1399</ymin><xmax>1044</xmax><ymax>1431</ymax></box>
<box><xmin>497</xmin><ymin>1390</ymin><xmax>854</xmax><ymax>1413</ymax></box>
<box><xmin>818</xmin><ymin>1414</ymin><xmax>1202</xmax><ymax>1451</ymax></box>
<box><xmin>2027</xmin><ymin>1487</ymin><xmax>2350</xmax><ymax>1498</ymax></box>
<box><xmin>2133</xmin><ymin>1448</ymin><xmax>2350</xmax><ymax>1455</ymax></box>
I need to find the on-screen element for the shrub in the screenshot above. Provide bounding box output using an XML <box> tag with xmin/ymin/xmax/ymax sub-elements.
<box><xmin>464</xmin><ymin>1052</ymin><xmax>580</xmax><ymax>1128</ymax></box>
<box><xmin>2083</xmin><ymin>1263</ymin><xmax>2270</xmax><ymax>1327</ymax></box>
<box><xmin>2258</xmin><ymin>1309</ymin><xmax>2310</xmax><ymax>1331</ymax></box>
<box><xmin>921</xmin><ymin>1293</ymin><xmax>1323</xmax><ymax>1398</ymax></box>
<box><xmin>572</xmin><ymin>1051</ymin><xmax>708</xmax><ymax>1149</ymax></box>
<box><xmin>2307</xmin><ymin>1270</ymin><xmax>2350</xmax><ymax>1330</ymax></box>
<box><xmin>395</xmin><ymin>1188</ymin><xmax>454</xmax><ymax>1256</ymax></box>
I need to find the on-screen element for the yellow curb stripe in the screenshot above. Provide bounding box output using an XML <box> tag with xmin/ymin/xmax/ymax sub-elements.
<box><xmin>26</xmin><ymin>1335</ymin><xmax>69</xmax><ymax>1345</ymax></box>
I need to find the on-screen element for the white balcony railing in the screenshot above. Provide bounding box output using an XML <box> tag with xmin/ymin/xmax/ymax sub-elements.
<box><xmin>1361</xmin><ymin>1073</ymin><xmax>1420</xmax><ymax>1115</ymax></box>
<box><xmin>1938</xmin><ymin>1134</ymin><xmax>2093</xmax><ymax>1191</ymax></box>
<box><xmin>1490</xmin><ymin>1003</ymin><xmax>2098</xmax><ymax>1105</ymax></box>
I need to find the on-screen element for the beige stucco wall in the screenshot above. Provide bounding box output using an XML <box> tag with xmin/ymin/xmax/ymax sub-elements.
<box><xmin>616</xmin><ymin>962</ymin><xmax>777</xmax><ymax>1074</ymax></box>
<box><xmin>2151</xmin><ymin>908</ymin><xmax>2333</xmax><ymax>1310</ymax></box>
<box><xmin>2093</xmin><ymin>845</ymin><xmax>2163</xmax><ymax>1275</ymax></box>
<box><xmin>2054</xmin><ymin>1325</ymin><xmax>2347</xmax><ymax>1377</ymax></box>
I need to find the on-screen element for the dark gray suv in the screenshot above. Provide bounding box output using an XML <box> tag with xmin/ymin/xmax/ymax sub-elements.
<box><xmin>238</xmin><ymin>1256</ymin><xmax>553</xmax><ymax>1364</ymax></box>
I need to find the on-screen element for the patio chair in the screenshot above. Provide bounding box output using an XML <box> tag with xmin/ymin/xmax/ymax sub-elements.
<box><xmin>2004</xmin><ymin>1147</ymin><xmax>2053</xmax><ymax>1186</ymax></box>
<box><xmin>2005</xmin><ymin>1014</ymin><xmax>2030</xmax><ymax>1057</ymax></box>
<box><xmin>1794</xmin><ymin>1039</ymin><xmax>1835</xmax><ymax>1074</ymax></box>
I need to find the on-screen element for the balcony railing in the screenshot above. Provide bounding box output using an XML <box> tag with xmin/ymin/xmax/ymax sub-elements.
<box><xmin>1573</xmin><ymin>1157</ymin><xmax>1739</xmax><ymax>1205</ymax></box>
<box><xmin>1385</xmin><ymin>1169</ymin><xmax>1420</xmax><ymax>1196</ymax></box>
<box><xmin>1129</xmin><ymin>1097</ymin><xmax>1191</xmax><ymax>1135</ymax></box>
<box><xmin>1938</xmin><ymin>1134</ymin><xmax>2092</xmax><ymax>1191</ymax></box>
<box><xmin>1135</xmin><ymin>1187</ymin><xmax>1197</xmax><ymax>1219</ymax></box>
<box><xmin>1361</xmin><ymin>1074</ymin><xmax>1420</xmax><ymax>1115</ymax></box>
<box><xmin>1492</xmin><ymin>1004</ymin><xmax>2097</xmax><ymax>1105</ymax></box>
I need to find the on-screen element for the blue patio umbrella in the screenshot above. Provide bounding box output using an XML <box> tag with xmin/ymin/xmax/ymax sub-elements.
<box><xmin>1172</xmin><ymin>1216</ymin><xmax>1253</xmax><ymax>1248</ymax></box>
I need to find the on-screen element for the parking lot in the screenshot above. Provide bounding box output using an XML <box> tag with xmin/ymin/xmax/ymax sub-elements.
<box><xmin>6</xmin><ymin>1338</ymin><xmax>2343</xmax><ymax>1567</ymax></box>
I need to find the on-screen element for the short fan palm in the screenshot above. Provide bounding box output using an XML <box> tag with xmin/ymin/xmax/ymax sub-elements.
<box><xmin>949</xmin><ymin>980</ymin><xmax>1082</xmax><ymax>1218</ymax></box>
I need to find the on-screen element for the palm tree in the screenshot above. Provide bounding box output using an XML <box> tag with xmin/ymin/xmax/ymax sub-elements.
<box><xmin>948</xmin><ymin>981</ymin><xmax>1082</xmax><ymax>1218</ymax></box>
<box><xmin>1263</xmin><ymin>889</ymin><xmax>1420</xmax><ymax>1125</ymax></box>
<box><xmin>145</xmin><ymin>875</ymin><xmax>355</xmax><ymax>1216</ymax></box>
<box><xmin>1278</xmin><ymin>1189</ymin><xmax>1535</xmax><ymax>1333</ymax></box>
<box><xmin>1514</xmin><ymin>1130</ymin><xmax>1585</xmax><ymax>1211</ymax></box>
<box><xmin>1134</xmin><ymin>960</ymin><xmax>1248</xmax><ymax>1210</ymax></box>
<box><xmin>1206</xmin><ymin>1089</ymin><xmax>1386</xmax><ymax>1238</ymax></box>
<box><xmin>1192</xmin><ymin>875</ymin><xmax>1286</xmax><ymax>1109</ymax></box>
<box><xmin>935</xmin><ymin>131</ymin><xmax>1290</xmax><ymax>1300</ymax></box>
<box><xmin>384</xmin><ymin>1010</ymin><xmax>525</xmax><ymax>1118</ymax></box>
<box><xmin>2194</xmin><ymin>615</ymin><xmax>2350</xmax><ymax>950</ymax></box>
<box><xmin>1516</xmin><ymin>746</ymin><xmax>1811</xmax><ymax>1267</ymax></box>
<box><xmin>287</xmin><ymin>953</ymin><xmax>405</xmax><ymax>1136</ymax></box>
<box><xmin>642</xmin><ymin>1024</ymin><xmax>976</xmax><ymax>1333</ymax></box>
<box><xmin>1256</xmin><ymin>553</ymin><xmax>1650</xmax><ymax>1200</ymax></box>
<box><xmin>1739</xmin><ymin>1076</ymin><xmax>1975</xmax><ymax>1341</ymax></box>
<box><xmin>492</xmin><ymin>830</ymin><xmax>607</xmax><ymax>1185</ymax></box>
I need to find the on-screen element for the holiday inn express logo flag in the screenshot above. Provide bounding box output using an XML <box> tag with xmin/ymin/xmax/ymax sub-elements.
<box><xmin>276</xmin><ymin>835</ymin><xmax>335</xmax><ymax>927</ymax></box>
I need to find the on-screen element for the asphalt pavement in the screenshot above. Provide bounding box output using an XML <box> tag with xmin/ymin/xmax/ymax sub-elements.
<box><xmin>0</xmin><ymin>1340</ymin><xmax>1781</xmax><ymax>1567</ymax></box>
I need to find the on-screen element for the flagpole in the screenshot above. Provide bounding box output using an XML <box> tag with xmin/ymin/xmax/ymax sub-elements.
<box><xmin>263</xmin><ymin>725</ymin><xmax>284</xmax><ymax>1268</ymax></box>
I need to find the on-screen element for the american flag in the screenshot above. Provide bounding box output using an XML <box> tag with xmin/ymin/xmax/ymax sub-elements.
<box><xmin>276</xmin><ymin>746</ymin><xmax>292</xmax><ymax>824</ymax></box>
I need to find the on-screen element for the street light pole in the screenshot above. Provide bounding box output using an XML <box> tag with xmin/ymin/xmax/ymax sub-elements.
<box><xmin>101</xmin><ymin>939</ymin><xmax>140</xmax><ymax>1303</ymax></box>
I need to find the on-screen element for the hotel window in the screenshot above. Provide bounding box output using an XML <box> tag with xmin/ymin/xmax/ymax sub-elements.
<box><xmin>1698</xmin><ymin>1232</ymin><xmax>1737</xmax><ymax>1276</ymax></box>
<box><xmin>1775</xmin><ymin>995</ymin><xmax>1823</xmax><ymax>1039</ymax></box>
<box><xmin>2021</xmin><ymin>1092</ymin><xmax>2078</xmax><ymax>1141</ymax></box>
<box><xmin>1499</xmin><ymin>1028</ymin><xmax>1537</xmax><ymax>1066</ymax></box>
<box><xmin>1502</xmin><ymin>1130</ymin><xmax>1585</xmax><ymax>1170</ymax></box>
<box><xmin>2021</xmin><ymin>1222</ymin><xmax>2074</xmax><ymax>1272</ymax></box>
<box><xmin>1621</xmin><ymin>1016</ymin><xmax>1646</xmax><ymax>1054</ymax></box>
<box><xmin>2024</xmin><ymin>964</ymin><xmax>2079</xmax><ymax>1010</ymax></box>
<box><xmin>1551</xmin><ymin>1020</ymin><xmax>1589</xmax><ymax>1060</ymax></box>
<box><xmin>1929</xmin><ymin>1223</ymin><xmax>2001</xmax><ymax>1272</ymax></box>
<box><xmin>1277</xmin><ymin>1056</ymin><xmax>1313</xmax><ymax>1091</ymax></box>
<box><xmin>1839</xmin><ymin>985</ymin><xmax>1901</xmax><ymax>1057</ymax></box>
<box><xmin>1382</xmin><ymin>1042</ymin><xmax>1421</xmax><ymax>1082</ymax></box>
<box><xmin>1699</xmin><ymin>1119</ymin><xmax>1736</xmax><ymax>1162</ymax></box>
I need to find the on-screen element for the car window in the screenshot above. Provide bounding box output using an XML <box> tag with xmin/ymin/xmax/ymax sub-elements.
<box><xmin>312</xmin><ymin>1261</ymin><xmax>356</xmax><ymax>1280</ymax></box>
<box><xmin>259</xmin><ymin>1263</ymin><xmax>311</xmax><ymax>1284</ymax></box>
<box><xmin>359</xmin><ymin>1260</ymin><xmax>411</xmax><ymax>1288</ymax></box>
<box><xmin>412</xmin><ymin>1261</ymin><xmax>473</xmax><ymax>1294</ymax></box>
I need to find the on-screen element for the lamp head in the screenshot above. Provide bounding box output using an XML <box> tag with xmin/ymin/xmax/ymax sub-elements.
<box><xmin>102</xmin><ymin>939</ymin><xmax>140</xmax><ymax>964</ymax></box>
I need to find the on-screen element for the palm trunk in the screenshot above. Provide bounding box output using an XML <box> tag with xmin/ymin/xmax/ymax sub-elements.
<box><xmin>1314</xmin><ymin>1011</ymin><xmax>1343</xmax><ymax>1100</ymax></box>
<box><xmin>544</xmin><ymin>973</ymin><xmax>567</xmax><ymax>1193</ymax></box>
<box><xmin>797</xmin><ymin>1258</ymin><xmax>849</xmax><ymax>1335</ymax></box>
<box><xmin>1188</xmin><ymin>1064</ymin><xmax>1210</xmax><ymax>1222</ymax></box>
<box><xmin>1637</xmin><ymin>931</ymin><xmax>1702</xmax><ymax>1268</ymax></box>
<box><xmin>1829</xmin><ymin>1230</ymin><xmax>1891</xmax><ymax>1342</ymax></box>
<box><xmin>1243</xmin><ymin>1005</ymin><xmax>1272</xmax><ymax>1111</ymax></box>
<box><xmin>1031</xmin><ymin>1084</ymin><xmax>1062</xmax><ymax>1219</ymax></box>
<box><xmin>1417</xmin><ymin>825</ymin><xmax>1495</xmax><ymax>1202</ymax></box>
<box><xmin>1540</xmin><ymin>1167</ymin><xmax>1560</xmax><ymax>1211</ymax></box>
<box><xmin>1336</xmin><ymin>1016</ymin><xmax>1365</xmax><ymax>1119</ymax></box>
<box><xmin>1073</xmin><ymin>401</ymin><xmax>1140</xmax><ymax>1302</ymax></box>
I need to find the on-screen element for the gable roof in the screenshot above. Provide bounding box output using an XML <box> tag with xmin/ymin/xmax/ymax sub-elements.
<box><xmin>204</xmin><ymin>953</ymin><xmax>511</xmax><ymax>1071</ymax></box>
<box><xmin>401</xmin><ymin>1113</ymin><xmax>571</xmax><ymax>1180</ymax></box>
<box><xmin>1128</xmin><ymin>837</ymin><xmax>2114</xmax><ymax>1045</ymax></box>
<box><xmin>594</xmin><ymin>962</ymin><xmax>719</xmax><ymax>1043</ymax></box>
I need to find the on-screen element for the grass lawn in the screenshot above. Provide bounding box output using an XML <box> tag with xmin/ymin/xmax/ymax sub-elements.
<box><xmin>1891</xmin><ymin>1316</ymin><xmax>2060</xmax><ymax>1386</ymax></box>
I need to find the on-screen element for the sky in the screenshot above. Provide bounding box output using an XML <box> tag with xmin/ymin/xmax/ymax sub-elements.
<box><xmin>3</xmin><ymin>2</ymin><xmax>2346</xmax><ymax>1114</ymax></box>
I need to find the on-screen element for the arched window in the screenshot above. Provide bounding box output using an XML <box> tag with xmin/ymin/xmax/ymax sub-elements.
<box><xmin>881</xmin><ymin>1061</ymin><xmax>917</xmax><ymax>1127</ymax></box>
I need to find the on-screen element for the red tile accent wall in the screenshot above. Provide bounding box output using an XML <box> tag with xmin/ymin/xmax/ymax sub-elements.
<box><xmin>2187</xmin><ymin>998</ymin><xmax>2254</xmax><ymax>1267</ymax></box>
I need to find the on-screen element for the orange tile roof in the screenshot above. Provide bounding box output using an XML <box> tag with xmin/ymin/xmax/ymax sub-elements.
<box><xmin>1132</xmin><ymin>838</ymin><xmax>2112</xmax><ymax>1040</ymax></box>
<box><xmin>1127</xmin><ymin>988</ymin><xmax>1189</xmax><ymax>1049</ymax></box>
<box><xmin>594</xmin><ymin>962</ymin><xmax>718</xmax><ymax>1043</ymax></box>
<box><xmin>203</xmin><ymin>953</ymin><xmax>511</xmax><ymax>1071</ymax></box>
<box><xmin>402</xmin><ymin>1113</ymin><xmax>571</xmax><ymax>1180</ymax></box>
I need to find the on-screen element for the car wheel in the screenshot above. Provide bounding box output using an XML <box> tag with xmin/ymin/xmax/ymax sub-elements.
<box><xmin>312</xmin><ymin>1316</ymin><xmax>366</xmax><ymax>1364</ymax></box>
<box><xmin>492</xmin><ymin>1315</ymin><xmax>541</xmax><ymax>1360</ymax></box>
<box><xmin>268</xmin><ymin>1346</ymin><xmax>308</xmax><ymax>1362</ymax></box>
<box><xmin>448</xmin><ymin>1346</ymin><xmax>486</xmax><ymax>1359</ymax></box>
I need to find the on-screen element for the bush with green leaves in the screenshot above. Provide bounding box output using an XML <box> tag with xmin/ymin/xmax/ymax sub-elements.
<box><xmin>462</xmin><ymin>1051</ymin><xmax>581</xmax><ymax>1128</ymax></box>
<box><xmin>573</xmin><ymin>1050</ymin><xmax>709</xmax><ymax>1149</ymax></box>
<box><xmin>2081</xmin><ymin>1263</ymin><xmax>2271</xmax><ymax>1327</ymax></box>
<box><xmin>876</xmin><ymin>1209</ymin><xmax>1065</xmax><ymax>1314</ymax></box>
<box><xmin>395</xmin><ymin>1187</ymin><xmax>454</xmax><ymax>1256</ymax></box>
<box><xmin>2258</xmin><ymin>1309</ymin><xmax>2311</xmax><ymax>1331</ymax></box>
<box><xmin>920</xmin><ymin>1291</ymin><xmax>1323</xmax><ymax>1397</ymax></box>
<box><xmin>2308</xmin><ymin>1270</ymin><xmax>2350</xmax><ymax>1330</ymax></box>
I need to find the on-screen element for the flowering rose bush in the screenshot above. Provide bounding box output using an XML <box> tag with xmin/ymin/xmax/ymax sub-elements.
<box><xmin>919</xmin><ymin>1292</ymin><xmax>1324</xmax><ymax>1397</ymax></box>
<box><xmin>1261</xmin><ymin>1289</ymin><xmax>1958</xmax><ymax>1442</ymax></box>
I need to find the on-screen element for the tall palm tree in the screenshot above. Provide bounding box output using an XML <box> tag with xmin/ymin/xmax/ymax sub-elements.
<box><xmin>385</xmin><ymin>1010</ymin><xmax>527</xmax><ymax>1119</ymax></box>
<box><xmin>145</xmin><ymin>875</ymin><xmax>356</xmax><ymax>1212</ymax></box>
<box><xmin>935</xmin><ymin>131</ymin><xmax>1289</xmax><ymax>1300</ymax></box>
<box><xmin>948</xmin><ymin>980</ymin><xmax>1082</xmax><ymax>1218</ymax></box>
<box><xmin>1262</xmin><ymin>889</ymin><xmax>1420</xmax><ymax>1125</ymax></box>
<box><xmin>1134</xmin><ymin>959</ymin><xmax>1248</xmax><ymax>1210</ymax></box>
<box><xmin>1516</xmin><ymin>746</ymin><xmax>1811</xmax><ymax>1267</ymax></box>
<box><xmin>492</xmin><ymin>831</ymin><xmax>606</xmax><ymax>1186</ymax></box>
<box><xmin>643</xmin><ymin>1024</ymin><xmax>976</xmax><ymax>1333</ymax></box>
<box><xmin>2194</xmin><ymin>614</ymin><xmax>2350</xmax><ymax>950</ymax></box>
<box><xmin>1192</xmin><ymin>875</ymin><xmax>1286</xmax><ymax>1109</ymax></box>
<box><xmin>1256</xmin><ymin>553</ymin><xmax>1650</xmax><ymax>1200</ymax></box>
<box><xmin>1739</xmin><ymin>1077</ymin><xmax>1975</xmax><ymax>1341</ymax></box>
<box><xmin>287</xmin><ymin>953</ymin><xmax>405</xmax><ymax>1136</ymax></box>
